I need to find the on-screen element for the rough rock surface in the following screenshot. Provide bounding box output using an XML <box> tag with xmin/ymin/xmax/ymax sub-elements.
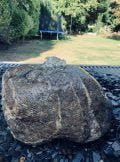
<box><xmin>2</xmin><ymin>57</ymin><xmax>112</xmax><ymax>145</ymax></box>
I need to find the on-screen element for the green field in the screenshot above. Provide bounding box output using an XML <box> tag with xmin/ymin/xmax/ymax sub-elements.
<box><xmin>0</xmin><ymin>35</ymin><xmax>120</xmax><ymax>65</ymax></box>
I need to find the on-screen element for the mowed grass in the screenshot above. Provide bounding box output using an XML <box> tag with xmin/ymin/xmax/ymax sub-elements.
<box><xmin>0</xmin><ymin>34</ymin><xmax>120</xmax><ymax>65</ymax></box>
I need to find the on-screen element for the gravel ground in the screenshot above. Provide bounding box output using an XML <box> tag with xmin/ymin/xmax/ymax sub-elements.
<box><xmin>0</xmin><ymin>64</ymin><xmax>120</xmax><ymax>162</ymax></box>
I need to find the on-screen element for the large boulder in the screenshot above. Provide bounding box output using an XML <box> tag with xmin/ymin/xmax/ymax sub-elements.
<box><xmin>2</xmin><ymin>57</ymin><xmax>111</xmax><ymax>145</ymax></box>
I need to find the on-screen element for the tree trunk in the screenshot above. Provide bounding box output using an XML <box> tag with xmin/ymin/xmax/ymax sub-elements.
<box><xmin>70</xmin><ymin>15</ymin><xmax>73</xmax><ymax>34</ymax></box>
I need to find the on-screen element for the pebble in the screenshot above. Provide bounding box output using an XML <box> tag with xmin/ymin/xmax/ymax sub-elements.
<box><xmin>106</xmin><ymin>92</ymin><xmax>115</xmax><ymax>99</ymax></box>
<box><xmin>35</xmin><ymin>151</ymin><xmax>43</xmax><ymax>155</ymax></box>
<box><xmin>103</xmin><ymin>145</ymin><xmax>114</xmax><ymax>157</ymax></box>
<box><xmin>92</xmin><ymin>151</ymin><xmax>101</xmax><ymax>162</ymax></box>
<box><xmin>99</xmin><ymin>160</ymin><xmax>104</xmax><ymax>162</ymax></box>
<box><xmin>112</xmin><ymin>141</ymin><xmax>120</xmax><ymax>152</ymax></box>
<box><xmin>114</xmin><ymin>150</ymin><xmax>120</xmax><ymax>158</ymax></box>
<box><xmin>15</xmin><ymin>145</ymin><xmax>22</xmax><ymax>152</ymax></box>
<box><xmin>72</xmin><ymin>152</ymin><xmax>84</xmax><ymax>162</ymax></box>
<box><xmin>52</xmin><ymin>152</ymin><xmax>58</xmax><ymax>159</ymax></box>
<box><xmin>111</xmin><ymin>100</ymin><xmax>119</xmax><ymax>107</ymax></box>
<box><xmin>0</xmin><ymin>135</ymin><xmax>5</xmax><ymax>144</ymax></box>
<box><xmin>11</xmin><ymin>158</ymin><xmax>18</xmax><ymax>162</ymax></box>
<box><xmin>19</xmin><ymin>156</ymin><xmax>26</xmax><ymax>162</ymax></box>
<box><xmin>113</xmin><ymin>108</ymin><xmax>120</xmax><ymax>120</ymax></box>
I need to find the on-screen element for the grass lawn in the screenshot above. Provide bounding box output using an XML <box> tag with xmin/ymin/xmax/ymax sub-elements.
<box><xmin>0</xmin><ymin>34</ymin><xmax>120</xmax><ymax>65</ymax></box>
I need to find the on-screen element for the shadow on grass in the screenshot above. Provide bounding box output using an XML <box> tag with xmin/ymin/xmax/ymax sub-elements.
<box><xmin>107</xmin><ymin>33</ymin><xmax>120</xmax><ymax>41</ymax></box>
<box><xmin>0</xmin><ymin>39</ymin><xmax>58</xmax><ymax>62</ymax></box>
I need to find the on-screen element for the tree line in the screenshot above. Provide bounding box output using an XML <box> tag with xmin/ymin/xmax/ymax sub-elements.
<box><xmin>0</xmin><ymin>0</ymin><xmax>120</xmax><ymax>44</ymax></box>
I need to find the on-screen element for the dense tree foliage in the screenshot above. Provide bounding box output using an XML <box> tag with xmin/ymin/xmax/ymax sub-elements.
<box><xmin>0</xmin><ymin>0</ymin><xmax>11</xmax><ymax>43</ymax></box>
<box><xmin>52</xmin><ymin>0</ymin><xmax>111</xmax><ymax>33</ymax></box>
<box><xmin>109</xmin><ymin>0</ymin><xmax>120</xmax><ymax>31</ymax></box>
<box><xmin>0</xmin><ymin>0</ymin><xmax>40</xmax><ymax>43</ymax></box>
<box><xmin>0</xmin><ymin>0</ymin><xmax>120</xmax><ymax>43</ymax></box>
